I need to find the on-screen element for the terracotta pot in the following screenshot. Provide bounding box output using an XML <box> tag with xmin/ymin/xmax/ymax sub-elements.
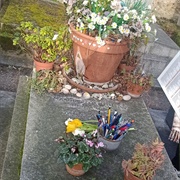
<box><xmin>34</xmin><ymin>60</ymin><xmax>54</xmax><ymax>71</ymax></box>
<box><xmin>127</xmin><ymin>83</ymin><xmax>144</xmax><ymax>98</ymax></box>
<box><xmin>69</xmin><ymin>24</ymin><xmax>129</xmax><ymax>83</ymax></box>
<box><xmin>124</xmin><ymin>171</ymin><xmax>142</xmax><ymax>180</ymax></box>
<box><xmin>66</xmin><ymin>164</ymin><xmax>85</xmax><ymax>176</ymax></box>
<box><xmin>118</xmin><ymin>63</ymin><xmax>136</xmax><ymax>73</ymax></box>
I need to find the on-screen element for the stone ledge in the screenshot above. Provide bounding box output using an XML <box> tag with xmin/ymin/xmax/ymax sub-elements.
<box><xmin>1</xmin><ymin>76</ymin><xmax>31</xmax><ymax>180</ymax></box>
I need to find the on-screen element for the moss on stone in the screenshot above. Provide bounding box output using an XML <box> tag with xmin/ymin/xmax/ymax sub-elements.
<box><xmin>1</xmin><ymin>0</ymin><xmax>67</xmax><ymax>28</ymax></box>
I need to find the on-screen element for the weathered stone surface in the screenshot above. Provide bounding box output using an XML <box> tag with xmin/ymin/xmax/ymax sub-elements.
<box><xmin>20</xmin><ymin>92</ymin><xmax>179</xmax><ymax>180</ymax></box>
<box><xmin>1</xmin><ymin>76</ymin><xmax>31</xmax><ymax>180</ymax></box>
<box><xmin>152</xmin><ymin>0</ymin><xmax>180</xmax><ymax>21</ymax></box>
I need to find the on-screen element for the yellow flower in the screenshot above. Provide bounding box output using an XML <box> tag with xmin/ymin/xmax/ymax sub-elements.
<box><xmin>66</xmin><ymin>119</ymin><xmax>82</xmax><ymax>133</ymax></box>
<box><xmin>66</xmin><ymin>122</ymin><xmax>76</xmax><ymax>133</ymax></box>
<box><xmin>72</xmin><ymin>119</ymin><xmax>83</xmax><ymax>128</ymax></box>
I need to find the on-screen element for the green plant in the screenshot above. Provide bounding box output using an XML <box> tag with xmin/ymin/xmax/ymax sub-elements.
<box><xmin>13</xmin><ymin>21</ymin><xmax>72</xmax><ymax>63</ymax></box>
<box><xmin>64</xmin><ymin>0</ymin><xmax>156</xmax><ymax>45</ymax></box>
<box><xmin>125</xmin><ymin>71</ymin><xmax>153</xmax><ymax>91</ymax></box>
<box><xmin>122</xmin><ymin>138</ymin><xmax>165</xmax><ymax>180</ymax></box>
<box><xmin>32</xmin><ymin>70</ymin><xmax>62</xmax><ymax>94</ymax></box>
<box><xmin>55</xmin><ymin>130</ymin><xmax>104</xmax><ymax>172</ymax></box>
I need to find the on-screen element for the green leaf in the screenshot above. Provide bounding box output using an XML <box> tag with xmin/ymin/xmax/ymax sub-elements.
<box><xmin>78</xmin><ymin>141</ymin><xmax>89</xmax><ymax>153</ymax></box>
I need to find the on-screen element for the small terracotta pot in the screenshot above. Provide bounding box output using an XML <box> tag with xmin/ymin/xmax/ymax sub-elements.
<box><xmin>127</xmin><ymin>83</ymin><xmax>144</xmax><ymax>98</ymax></box>
<box><xmin>34</xmin><ymin>60</ymin><xmax>54</xmax><ymax>71</ymax></box>
<box><xmin>124</xmin><ymin>171</ymin><xmax>142</xmax><ymax>180</ymax></box>
<box><xmin>66</xmin><ymin>164</ymin><xmax>85</xmax><ymax>176</ymax></box>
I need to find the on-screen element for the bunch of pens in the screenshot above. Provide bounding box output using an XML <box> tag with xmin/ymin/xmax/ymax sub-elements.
<box><xmin>97</xmin><ymin>107</ymin><xmax>134</xmax><ymax>141</ymax></box>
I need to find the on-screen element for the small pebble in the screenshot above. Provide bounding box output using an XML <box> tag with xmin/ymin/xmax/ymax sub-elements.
<box><xmin>76</xmin><ymin>92</ymin><xmax>82</xmax><ymax>97</ymax></box>
<box><xmin>70</xmin><ymin>88</ymin><xmax>78</xmax><ymax>94</ymax></box>
<box><xmin>123</xmin><ymin>95</ymin><xmax>131</xmax><ymax>101</ymax></box>
<box><xmin>83</xmin><ymin>92</ymin><xmax>91</xmax><ymax>99</ymax></box>
<box><xmin>64</xmin><ymin>84</ymin><xmax>72</xmax><ymax>90</ymax></box>
<box><xmin>61</xmin><ymin>88</ymin><xmax>69</xmax><ymax>94</ymax></box>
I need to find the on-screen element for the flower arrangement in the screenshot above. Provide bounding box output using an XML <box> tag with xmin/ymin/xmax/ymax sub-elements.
<box><xmin>63</xmin><ymin>0</ymin><xmax>156</xmax><ymax>45</ymax></box>
<box><xmin>122</xmin><ymin>138</ymin><xmax>165</xmax><ymax>180</ymax></box>
<box><xmin>55</xmin><ymin>118</ymin><xmax>104</xmax><ymax>173</ymax></box>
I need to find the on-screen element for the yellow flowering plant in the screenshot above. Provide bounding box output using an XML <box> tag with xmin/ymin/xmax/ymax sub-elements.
<box><xmin>65</xmin><ymin>118</ymin><xmax>98</xmax><ymax>135</ymax></box>
<box><xmin>55</xmin><ymin>118</ymin><xmax>104</xmax><ymax>172</ymax></box>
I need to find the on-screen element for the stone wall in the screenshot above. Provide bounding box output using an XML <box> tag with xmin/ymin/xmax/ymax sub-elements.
<box><xmin>152</xmin><ymin>0</ymin><xmax>180</xmax><ymax>21</ymax></box>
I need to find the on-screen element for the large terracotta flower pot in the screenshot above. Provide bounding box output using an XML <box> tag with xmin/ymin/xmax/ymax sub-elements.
<box><xmin>34</xmin><ymin>60</ymin><xmax>54</xmax><ymax>72</ymax></box>
<box><xmin>66</xmin><ymin>164</ymin><xmax>85</xmax><ymax>176</ymax></box>
<box><xmin>69</xmin><ymin>24</ymin><xmax>129</xmax><ymax>83</ymax></box>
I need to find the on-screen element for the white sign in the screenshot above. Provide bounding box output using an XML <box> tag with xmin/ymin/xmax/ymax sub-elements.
<box><xmin>157</xmin><ymin>51</ymin><xmax>180</xmax><ymax>118</ymax></box>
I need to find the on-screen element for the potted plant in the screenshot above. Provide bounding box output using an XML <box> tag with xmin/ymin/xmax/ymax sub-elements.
<box><xmin>122</xmin><ymin>138</ymin><xmax>165</xmax><ymax>180</ymax></box>
<box><xmin>13</xmin><ymin>21</ymin><xmax>72</xmax><ymax>71</ymax></box>
<box><xmin>55</xmin><ymin>118</ymin><xmax>104</xmax><ymax>176</ymax></box>
<box><xmin>125</xmin><ymin>70</ymin><xmax>153</xmax><ymax>98</ymax></box>
<box><xmin>63</xmin><ymin>0</ymin><xmax>156</xmax><ymax>83</ymax></box>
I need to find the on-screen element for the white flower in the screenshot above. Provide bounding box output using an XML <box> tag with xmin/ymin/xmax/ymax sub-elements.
<box><xmin>72</xmin><ymin>128</ymin><xmax>85</xmax><ymax>136</ymax></box>
<box><xmin>145</xmin><ymin>23</ymin><xmax>151</xmax><ymax>32</ymax></box>
<box><xmin>124</xmin><ymin>28</ymin><xmax>130</xmax><ymax>35</ymax></box>
<box><xmin>76</xmin><ymin>9</ymin><xmax>81</xmax><ymax>13</ymax></box>
<box><xmin>95</xmin><ymin>36</ymin><xmax>105</xmax><ymax>46</ymax></box>
<box><xmin>99</xmin><ymin>18</ymin><xmax>107</xmax><ymax>25</ymax></box>
<box><xmin>91</xmin><ymin>12</ymin><xmax>97</xmax><ymax>19</ymax></box>
<box><xmin>88</xmin><ymin>22</ymin><xmax>95</xmax><ymax>30</ymax></box>
<box><xmin>119</xmin><ymin>26</ymin><xmax>124</xmax><ymax>34</ymax></box>
<box><xmin>83</xmin><ymin>0</ymin><xmax>88</xmax><ymax>6</ymax></box>
<box><xmin>117</xmin><ymin>14</ymin><xmax>121</xmax><ymax>18</ymax></box>
<box><xmin>148</xmin><ymin>5</ymin><xmax>152</xmax><ymax>9</ymax></box>
<box><xmin>111</xmin><ymin>22</ymin><xmax>117</xmax><ymax>29</ymax></box>
<box><xmin>103</xmin><ymin>16</ymin><xmax>108</xmax><ymax>22</ymax></box>
<box><xmin>52</xmin><ymin>34</ymin><xmax>58</xmax><ymax>40</ymax></box>
<box><xmin>152</xmin><ymin>15</ymin><xmax>156</xmax><ymax>23</ymax></box>
<box><xmin>65</xmin><ymin>118</ymin><xmax>73</xmax><ymax>125</ymax></box>
<box><xmin>123</xmin><ymin>14</ymin><xmax>129</xmax><ymax>21</ymax></box>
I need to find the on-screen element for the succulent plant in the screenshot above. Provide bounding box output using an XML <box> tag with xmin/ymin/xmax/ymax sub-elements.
<box><xmin>122</xmin><ymin>138</ymin><xmax>165</xmax><ymax>180</ymax></box>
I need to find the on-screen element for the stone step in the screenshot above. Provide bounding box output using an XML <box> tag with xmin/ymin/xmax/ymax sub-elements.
<box><xmin>1</xmin><ymin>76</ymin><xmax>31</xmax><ymax>180</ymax></box>
<box><xmin>139</xmin><ymin>24</ymin><xmax>180</xmax><ymax>87</ymax></box>
<box><xmin>0</xmin><ymin>91</ymin><xmax>16</xmax><ymax>179</ymax></box>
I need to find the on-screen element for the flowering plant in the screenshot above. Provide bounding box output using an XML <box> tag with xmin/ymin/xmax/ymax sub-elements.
<box><xmin>63</xmin><ymin>0</ymin><xmax>156</xmax><ymax>45</ymax></box>
<box><xmin>55</xmin><ymin>118</ymin><xmax>104</xmax><ymax>172</ymax></box>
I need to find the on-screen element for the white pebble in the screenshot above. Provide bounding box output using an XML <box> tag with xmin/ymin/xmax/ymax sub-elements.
<box><xmin>83</xmin><ymin>92</ymin><xmax>91</xmax><ymax>99</ymax></box>
<box><xmin>76</xmin><ymin>92</ymin><xmax>82</xmax><ymax>97</ymax></box>
<box><xmin>102</xmin><ymin>83</ymin><xmax>108</xmax><ymax>89</ymax></box>
<box><xmin>70</xmin><ymin>88</ymin><xmax>77</xmax><ymax>94</ymax></box>
<box><xmin>123</xmin><ymin>95</ymin><xmax>131</xmax><ymax>101</ymax></box>
<box><xmin>64</xmin><ymin>84</ymin><xmax>72</xmax><ymax>90</ymax></box>
<box><xmin>110</xmin><ymin>93</ymin><xmax>116</xmax><ymax>99</ymax></box>
<box><xmin>61</xmin><ymin>88</ymin><xmax>69</xmax><ymax>94</ymax></box>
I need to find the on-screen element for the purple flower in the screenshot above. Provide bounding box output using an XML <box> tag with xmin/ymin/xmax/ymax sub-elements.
<box><xmin>95</xmin><ymin>141</ymin><xmax>104</xmax><ymax>148</ymax></box>
<box><xmin>86</xmin><ymin>139</ymin><xmax>94</xmax><ymax>147</ymax></box>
